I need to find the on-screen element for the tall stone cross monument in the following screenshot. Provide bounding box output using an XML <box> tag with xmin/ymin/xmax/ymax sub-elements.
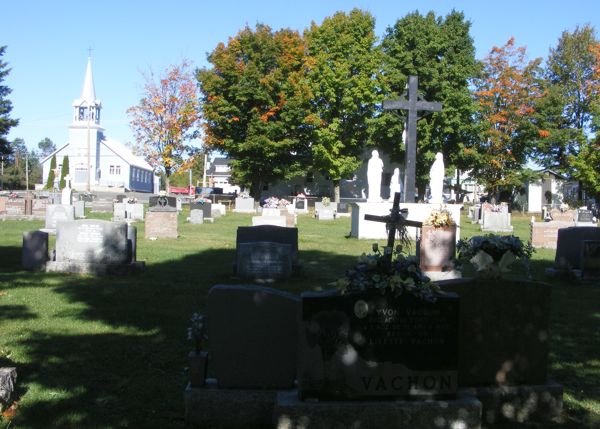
<box><xmin>382</xmin><ymin>75</ymin><xmax>442</xmax><ymax>203</ymax></box>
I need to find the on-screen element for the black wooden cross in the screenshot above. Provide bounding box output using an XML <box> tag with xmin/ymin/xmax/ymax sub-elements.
<box><xmin>382</xmin><ymin>75</ymin><xmax>442</xmax><ymax>203</ymax></box>
<box><xmin>364</xmin><ymin>192</ymin><xmax>422</xmax><ymax>263</ymax></box>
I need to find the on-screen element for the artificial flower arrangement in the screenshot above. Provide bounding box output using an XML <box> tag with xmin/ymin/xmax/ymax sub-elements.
<box><xmin>334</xmin><ymin>243</ymin><xmax>444</xmax><ymax>302</ymax></box>
<box><xmin>238</xmin><ymin>191</ymin><xmax>251</xmax><ymax>199</ymax></box>
<box><xmin>456</xmin><ymin>234</ymin><xmax>534</xmax><ymax>278</ymax></box>
<box><xmin>195</xmin><ymin>196</ymin><xmax>211</xmax><ymax>204</ymax></box>
<box><xmin>423</xmin><ymin>207</ymin><xmax>456</xmax><ymax>228</ymax></box>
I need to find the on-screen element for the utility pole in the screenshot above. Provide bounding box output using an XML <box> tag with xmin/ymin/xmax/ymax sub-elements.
<box><xmin>25</xmin><ymin>152</ymin><xmax>29</xmax><ymax>191</ymax></box>
<box><xmin>1</xmin><ymin>155</ymin><xmax>3</xmax><ymax>190</ymax></box>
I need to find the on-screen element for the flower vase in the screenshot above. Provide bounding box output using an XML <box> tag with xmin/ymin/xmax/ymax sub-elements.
<box><xmin>188</xmin><ymin>351</ymin><xmax>208</xmax><ymax>387</ymax></box>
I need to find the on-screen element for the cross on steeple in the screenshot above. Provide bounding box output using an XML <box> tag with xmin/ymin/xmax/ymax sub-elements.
<box><xmin>364</xmin><ymin>192</ymin><xmax>422</xmax><ymax>263</ymax></box>
<box><xmin>383</xmin><ymin>76</ymin><xmax>442</xmax><ymax>203</ymax></box>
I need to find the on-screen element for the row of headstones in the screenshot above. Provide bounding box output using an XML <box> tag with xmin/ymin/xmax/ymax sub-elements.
<box><xmin>186</xmin><ymin>278</ymin><xmax>561</xmax><ymax>427</ymax></box>
<box><xmin>23</xmin><ymin>219</ymin><xmax>142</xmax><ymax>275</ymax></box>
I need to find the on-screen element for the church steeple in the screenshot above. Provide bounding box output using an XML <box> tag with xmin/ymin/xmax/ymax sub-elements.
<box><xmin>72</xmin><ymin>55</ymin><xmax>102</xmax><ymax>125</ymax></box>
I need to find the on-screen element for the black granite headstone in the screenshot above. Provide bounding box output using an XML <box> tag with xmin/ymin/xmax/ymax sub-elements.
<box><xmin>298</xmin><ymin>289</ymin><xmax>459</xmax><ymax>400</ymax></box>
<box><xmin>191</xmin><ymin>202</ymin><xmax>212</xmax><ymax>219</ymax></box>
<box><xmin>236</xmin><ymin>225</ymin><xmax>298</xmax><ymax>265</ymax></box>
<box><xmin>555</xmin><ymin>226</ymin><xmax>600</xmax><ymax>269</ymax></box>
<box><xmin>235</xmin><ymin>242</ymin><xmax>293</xmax><ymax>280</ymax></box>
<box><xmin>337</xmin><ymin>202</ymin><xmax>349</xmax><ymax>214</ymax></box>
<box><xmin>149</xmin><ymin>196</ymin><xmax>177</xmax><ymax>212</ymax></box>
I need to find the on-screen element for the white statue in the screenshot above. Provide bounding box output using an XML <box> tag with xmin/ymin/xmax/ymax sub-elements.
<box><xmin>61</xmin><ymin>174</ymin><xmax>73</xmax><ymax>205</ymax></box>
<box><xmin>429</xmin><ymin>152</ymin><xmax>445</xmax><ymax>204</ymax></box>
<box><xmin>367</xmin><ymin>150</ymin><xmax>384</xmax><ymax>202</ymax></box>
<box><xmin>388</xmin><ymin>168</ymin><xmax>402</xmax><ymax>201</ymax></box>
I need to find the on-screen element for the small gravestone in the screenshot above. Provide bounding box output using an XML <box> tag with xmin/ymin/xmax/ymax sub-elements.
<box><xmin>555</xmin><ymin>226</ymin><xmax>600</xmax><ymax>270</ymax></box>
<box><xmin>235</xmin><ymin>242</ymin><xmax>293</xmax><ymax>280</ymax></box>
<box><xmin>261</xmin><ymin>207</ymin><xmax>281</xmax><ymax>217</ymax></box>
<box><xmin>575</xmin><ymin>209</ymin><xmax>595</xmax><ymax>226</ymax></box>
<box><xmin>0</xmin><ymin>197</ymin><xmax>6</xmax><ymax>213</ymax></box>
<box><xmin>252</xmin><ymin>215</ymin><xmax>287</xmax><ymax>227</ymax></box>
<box><xmin>0</xmin><ymin>367</ymin><xmax>17</xmax><ymax>413</ymax></box>
<box><xmin>294</xmin><ymin>197</ymin><xmax>308</xmax><ymax>213</ymax></box>
<box><xmin>189</xmin><ymin>209</ymin><xmax>204</xmax><ymax>224</ymax></box>
<box><xmin>482</xmin><ymin>210</ymin><xmax>513</xmax><ymax>232</ymax></box>
<box><xmin>113</xmin><ymin>202</ymin><xmax>126</xmax><ymax>221</ymax></box>
<box><xmin>298</xmin><ymin>289</ymin><xmax>459</xmax><ymax>400</ymax></box>
<box><xmin>44</xmin><ymin>204</ymin><xmax>75</xmax><ymax>230</ymax></box>
<box><xmin>336</xmin><ymin>202</ymin><xmax>351</xmax><ymax>217</ymax></box>
<box><xmin>126</xmin><ymin>203</ymin><xmax>144</xmax><ymax>221</ymax></box>
<box><xmin>212</xmin><ymin>203</ymin><xmax>227</xmax><ymax>217</ymax></box>
<box><xmin>233</xmin><ymin>197</ymin><xmax>255</xmax><ymax>213</ymax></box>
<box><xmin>22</xmin><ymin>230</ymin><xmax>49</xmax><ymax>270</ymax></box>
<box><xmin>207</xmin><ymin>284</ymin><xmax>299</xmax><ymax>388</ymax></box>
<box><xmin>24</xmin><ymin>193</ymin><xmax>33</xmax><ymax>215</ymax></box>
<box><xmin>115</xmin><ymin>194</ymin><xmax>126</xmax><ymax>203</ymax></box>
<box><xmin>90</xmin><ymin>199</ymin><xmax>113</xmax><ymax>213</ymax></box>
<box><xmin>531</xmin><ymin>221</ymin><xmax>574</xmax><ymax>249</ymax></box>
<box><xmin>74</xmin><ymin>200</ymin><xmax>85</xmax><ymax>218</ymax></box>
<box><xmin>581</xmin><ymin>240</ymin><xmax>600</xmax><ymax>278</ymax></box>
<box><xmin>317</xmin><ymin>208</ymin><xmax>335</xmax><ymax>220</ymax></box>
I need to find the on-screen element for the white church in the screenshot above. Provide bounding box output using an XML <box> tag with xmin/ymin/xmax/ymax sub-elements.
<box><xmin>40</xmin><ymin>57</ymin><xmax>156</xmax><ymax>193</ymax></box>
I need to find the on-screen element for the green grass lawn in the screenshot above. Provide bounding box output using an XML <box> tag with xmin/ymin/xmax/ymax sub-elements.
<box><xmin>0</xmin><ymin>209</ymin><xmax>598</xmax><ymax>428</ymax></box>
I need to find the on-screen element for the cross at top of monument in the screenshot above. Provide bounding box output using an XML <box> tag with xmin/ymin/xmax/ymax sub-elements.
<box><xmin>364</xmin><ymin>192</ymin><xmax>423</xmax><ymax>264</ymax></box>
<box><xmin>382</xmin><ymin>76</ymin><xmax>442</xmax><ymax>203</ymax></box>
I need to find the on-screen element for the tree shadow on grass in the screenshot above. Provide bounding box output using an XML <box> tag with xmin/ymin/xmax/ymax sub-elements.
<box><xmin>0</xmin><ymin>246</ymin><xmax>23</xmax><ymax>273</ymax></box>
<box><xmin>2</xmin><ymin>247</ymin><xmax>357</xmax><ymax>429</ymax></box>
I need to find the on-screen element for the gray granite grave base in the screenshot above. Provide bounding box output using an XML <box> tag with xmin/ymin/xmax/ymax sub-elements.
<box><xmin>46</xmin><ymin>260</ymin><xmax>145</xmax><ymax>275</ymax></box>
<box><xmin>464</xmin><ymin>380</ymin><xmax>563</xmax><ymax>425</ymax></box>
<box><xmin>425</xmin><ymin>270</ymin><xmax>462</xmax><ymax>281</ymax></box>
<box><xmin>274</xmin><ymin>390</ymin><xmax>482</xmax><ymax>429</ymax></box>
<box><xmin>184</xmin><ymin>383</ymin><xmax>482</xmax><ymax>429</ymax></box>
<box><xmin>184</xmin><ymin>379</ymin><xmax>278</xmax><ymax>429</ymax></box>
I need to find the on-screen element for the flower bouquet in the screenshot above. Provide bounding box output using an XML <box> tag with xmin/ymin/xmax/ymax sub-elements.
<box><xmin>335</xmin><ymin>243</ymin><xmax>444</xmax><ymax>302</ymax></box>
<box><xmin>456</xmin><ymin>234</ymin><xmax>534</xmax><ymax>278</ymax></box>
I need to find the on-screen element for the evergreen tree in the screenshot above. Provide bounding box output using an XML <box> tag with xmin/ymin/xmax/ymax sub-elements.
<box><xmin>46</xmin><ymin>154</ymin><xmax>56</xmax><ymax>189</ymax></box>
<box><xmin>0</xmin><ymin>46</ymin><xmax>19</xmax><ymax>156</ymax></box>
<box><xmin>59</xmin><ymin>155</ymin><xmax>69</xmax><ymax>189</ymax></box>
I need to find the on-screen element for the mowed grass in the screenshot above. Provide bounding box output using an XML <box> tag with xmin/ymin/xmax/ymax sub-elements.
<box><xmin>0</xmin><ymin>208</ymin><xmax>598</xmax><ymax>429</ymax></box>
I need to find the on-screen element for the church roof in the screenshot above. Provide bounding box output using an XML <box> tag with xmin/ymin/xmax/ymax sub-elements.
<box><xmin>72</xmin><ymin>56</ymin><xmax>101</xmax><ymax>107</ymax></box>
<box><xmin>102</xmin><ymin>137</ymin><xmax>153</xmax><ymax>170</ymax></box>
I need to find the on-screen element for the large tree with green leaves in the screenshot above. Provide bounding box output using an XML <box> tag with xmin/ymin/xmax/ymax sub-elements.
<box><xmin>128</xmin><ymin>60</ymin><xmax>201</xmax><ymax>189</ymax></box>
<box><xmin>472</xmin><ymin>38</ymin><xmax>544</xmax><ymax>200</ymax></box>
<box><xmin>0</xmin><ymin>46</ymin><xmax>18</xmax><ymax>156</ymax></box>
<box><xmin>370</xmin><ymin>10</ymin><xmax>480</xmax><ymax>200</ymax></box>
<box><xmin>304</xmin><ymin>9</ymin><xmax>381</xmax><ymax>201</ymax></box>
<box><xmin>199</xmin><ymin>24</ymin><xmax>312</xmax><ymax>198</ymax></box>
<box><xmin>37</xmin><ymin>137</ymin><xmax>56</xmax><ymax>158</ymax></box>
<box><xmin>534</xmin><ymin>25</ymin><xmax>600</xmax><ymax>199</ymax></box>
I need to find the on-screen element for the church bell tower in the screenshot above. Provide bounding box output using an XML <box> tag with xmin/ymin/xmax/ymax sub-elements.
<box><xmin>68</xmin><ymin>55</ymin><xmax>104</xmax><ymax>188</ymax></box>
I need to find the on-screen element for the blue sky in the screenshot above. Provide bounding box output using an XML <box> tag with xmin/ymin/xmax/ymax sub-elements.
<box><xmin>3</xmin><ymin>1</ymin><xmax>599</xmax><ymax>154</ymax></box>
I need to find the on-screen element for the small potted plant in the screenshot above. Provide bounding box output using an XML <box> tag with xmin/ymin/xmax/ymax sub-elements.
<box><xmin>456</xmin><ymin>234</ymin><xmax>534</xmax><ymax>279</ymax></box>
<box><xmin>187</xmin><ymin>313</ymin><xmax>208</xmax><ymax>387</ymax></box>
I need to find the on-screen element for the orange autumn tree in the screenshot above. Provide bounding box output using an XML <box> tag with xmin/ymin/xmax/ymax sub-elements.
<box><xmin>128</xmin><ymin>60</ymin><xmax>201</xmax><ymax>189</ymax></box>
<box><xmin>473</xmin><ymin>38</ymin><xmax>544</xmax><ymax>200</ymax></box>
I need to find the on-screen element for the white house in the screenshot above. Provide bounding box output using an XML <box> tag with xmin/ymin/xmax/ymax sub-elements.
<box><xmin>527</xmin><ymin>169</ymin><xmax>578</xmax><ymax>213</ymax></box>
<box><xmin>40</xmin><ymin>56</ymin><xmax>155</xmax><ymax>193</ymax></box>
